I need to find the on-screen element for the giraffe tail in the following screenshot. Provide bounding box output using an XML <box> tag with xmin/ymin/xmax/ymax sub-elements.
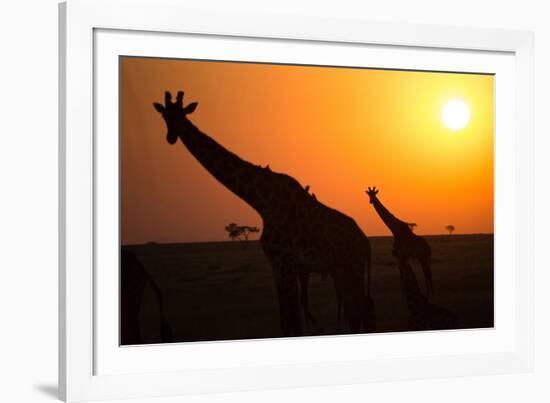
<box><xmin>364</xmin><ymin>241</ymin><xmax>376</xmax><ymax>332</ymax></box>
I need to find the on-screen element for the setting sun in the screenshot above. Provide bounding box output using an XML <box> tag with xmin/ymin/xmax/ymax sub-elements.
<box><xmin>442</xmin><ymin>99</ymin><xmax>471</xmax><ymax>131</ymax></box>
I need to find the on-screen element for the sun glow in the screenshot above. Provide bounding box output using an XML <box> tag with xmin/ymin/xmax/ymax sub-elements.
<box><xmin>442</xmin><ymin>99</ymin><xmax>471</xmax><ymax>131</ymax></box>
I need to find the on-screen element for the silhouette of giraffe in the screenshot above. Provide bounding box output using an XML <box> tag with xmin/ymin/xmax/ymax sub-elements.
<box><xmin>365</xmin><ymin>186</ymin><xmax>433</xmax><ymax>300</ymax></box>
<box><xmin>121</xmin><ymin>248</ymin><xmax>173</xmax><ymax>344</ymax></box>
<box><xmin>153</xmin><ymin>91</ymin><xmax>375</xmax><ymax>336</ymax></box>
<box><xmin>397</xmin><ymin>260</ymin><xmax>458</xmax><ymax>330</ymax></box>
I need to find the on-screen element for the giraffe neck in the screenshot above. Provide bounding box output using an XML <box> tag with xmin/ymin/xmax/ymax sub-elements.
<box><xmin>177</xmin><ymin>122</ymin><xmax>269</xmax><ymax>214</ymax></box>
<box><xmin>371</xmin><ymin>197</ymin><xmax>409</xmax><ymax>236</ymax></box>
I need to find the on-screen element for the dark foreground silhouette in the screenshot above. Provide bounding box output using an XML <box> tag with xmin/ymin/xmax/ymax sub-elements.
<box><xmin>121</xmin><ymin>248</ymin><xmax>172</xmax><ymax>345</ymax></box>
<box><xmin>153</xmin><ymin>91</ymin><xmax>374</xmax><ymax>336</ymax></box>
<box><xmin>120</xmin><ymin>234</ymin><xmax>492</xmax><ymax>344</ymax></box>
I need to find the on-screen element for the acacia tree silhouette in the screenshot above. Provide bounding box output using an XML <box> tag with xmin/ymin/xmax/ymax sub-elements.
<box><xmin>154</xmin><ymin>90</ymin><xmax>375</xmax><ymax>336</ymax></box>
<box><xmin>225</xmin><ymin>223</ymin><xmax>260</xmax><ymax>241</ymax></box>
<box><xmin>446</xmin><ymin>225</ymin><xmax>455</xmax><ymax>235</ymax></box>
<box><xmin>225</xmin><ymin>223</ymin><xmax>240</xmax><ymax>241</ymax></box>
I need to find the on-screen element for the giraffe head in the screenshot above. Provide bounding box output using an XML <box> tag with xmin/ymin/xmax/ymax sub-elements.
<box><xmin>153</xmin><ymin>91</ymin><xmax>198</xmax><ymax>144</ymax></box>
<box><xmin>365</xmin><ymin>186</ymin><xmax>379</xmax><ymax>204</ymax></box>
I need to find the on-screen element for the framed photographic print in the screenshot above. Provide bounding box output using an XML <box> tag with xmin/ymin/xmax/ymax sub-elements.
<box><xmin>59</xmin><ymin>0</ymin><xmax>534</xmax><ymax>401</ymax></box>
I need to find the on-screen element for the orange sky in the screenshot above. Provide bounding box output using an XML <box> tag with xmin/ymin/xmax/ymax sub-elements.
<box><xmin>120</xmin><ymin>57</ymin><xmax>494</xmax><ymax>245</ymax></box>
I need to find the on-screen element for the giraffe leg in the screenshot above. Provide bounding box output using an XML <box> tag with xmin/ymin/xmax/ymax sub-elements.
<box><xmin>343</xmin><ymin>291</ymin><xmax>363</xmax><ymax>333</ymax></box>
<box><xmin>337</xmin><ymin>270</ymin><xmax>363</xmax><ymax>334</ymax></box>
<box><xmin>418</xmin><ymin>255</ymin><xmax>433</xmax><ymax>301</ymax></box>
<box><xmin>396</xmin><ymin>257</ymin><xmax>410</xmax><ymax>301</ymax></box>
<box><xmin>273</xmin><ymin>266</ymin><xmax>303</xmax><ymax>337</ymax></box>
<box><xmin>331</xmin><ymin>277</ymin><xmax>343</xmax><ymax>332</ymax></box>
<box><xmin>298</xmin><ymin>271</ymin><xmax>323</xmax><ymax>334</ymax></box>
<box><xmin>337</xmin><ymin>290</ymin><xmax>343</xmax><ymax>332</ymax></box>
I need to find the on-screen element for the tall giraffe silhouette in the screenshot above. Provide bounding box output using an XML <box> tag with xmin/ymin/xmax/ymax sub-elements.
<box><xmin>365</xmin><ymin>186</ymin><xmax>433</xmax><ymax>299</ymax></box>
<box><xmin>153</xmin><ymin>91</ymin><xmax>375</xmax><ymax>336</ymax></box>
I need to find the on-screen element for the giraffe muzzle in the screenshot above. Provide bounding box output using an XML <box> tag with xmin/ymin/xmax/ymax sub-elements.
<box><xmin>166</xmin><ymin>132</ymin><xmax>178</xmax><ymax>145</ymax></box>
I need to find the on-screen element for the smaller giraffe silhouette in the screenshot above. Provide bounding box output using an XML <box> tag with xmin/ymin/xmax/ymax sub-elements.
<box><xmin>398</xmin><ymin>260</ymin><xmax>458</xmax><ymax>330</ymax></box>
<box><xmin>365</xmin><ymin>186</ymin><xmax>433</xmax><ymax>300</ymax></box>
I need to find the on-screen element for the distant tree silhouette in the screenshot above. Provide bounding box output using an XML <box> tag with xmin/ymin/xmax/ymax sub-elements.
<box><xmin>240</xmin><ymin>225</ymin><xmax>260</xmax><ymax>241</ymax></box>
<box><xmin>225</xmin><ymin>223</ymin><xmax>241</xmax><ymax>241</ymax></box>
<box><xmin>408</xmin><ymin>223</ymin><xmax>418</xmax><ymax>232</ymax></box>
<box><xmin>445</xmin><ymin>225</ymin><xmax>455</xmax><ymax>235</ymax></box>
<box><xmin>225</xmin><ymin>223</ymin><xmax>260</xmax><ymax>241</ymax></box>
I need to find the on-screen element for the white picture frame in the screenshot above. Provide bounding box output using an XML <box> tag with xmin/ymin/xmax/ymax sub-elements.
<box><xmin>59</xmin><ymin>0</ymin><xmax>534</xmax><ymax>401</ymax></box>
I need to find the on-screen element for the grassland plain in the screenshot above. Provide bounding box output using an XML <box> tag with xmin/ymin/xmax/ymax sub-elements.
<box><xmin>123</xmin><ymin>234</ymin><xmax>493</xmax><ymax>344</ymax></box>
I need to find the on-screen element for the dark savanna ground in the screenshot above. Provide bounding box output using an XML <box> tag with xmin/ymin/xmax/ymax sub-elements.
<box><xmin>122</xmin><ymin>234</ymin><xmax>493</xmax><ymax>344</ymax></box>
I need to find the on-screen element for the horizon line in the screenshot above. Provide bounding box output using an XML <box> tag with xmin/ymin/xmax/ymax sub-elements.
<box><xmin>122</xmin><ymin>232</ymin><xmax>494</xmax><ymax>247</ymax></box>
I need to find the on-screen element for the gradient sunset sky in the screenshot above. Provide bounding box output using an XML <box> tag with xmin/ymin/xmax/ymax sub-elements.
<box><xmin>120</xmin><ymin>57</ymin><xmax>494</xmax><ymax>245</ymax></box>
